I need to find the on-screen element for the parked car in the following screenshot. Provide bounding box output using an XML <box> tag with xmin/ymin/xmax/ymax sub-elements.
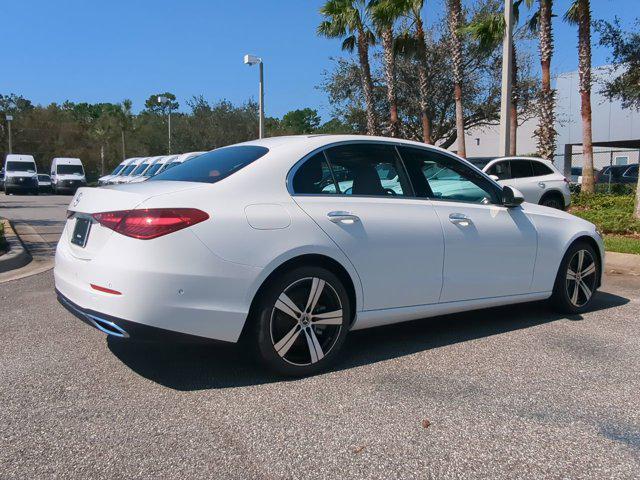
<box><xmin>598</xmin><ymin>164</ymin><xmax>638</xmax><ymax>185</ymax></box>
<box><xmin>55</xmin><ymin>136</ymin><xmax>603</xmax><ymax>376</ymax></box>
<box><xmin>109</xmin><ymin>157</ymin><xmax>147</xmax><ymax>184</ymax></box>
<box><xmin>483</xmin><ymin>156</ymin><xmax>571</xmax><ymax>209</ymax></box>
<box><xmin>37</xmin><ymin>174</ymin><xmax>52</xmax><ymax>192</ymax></box>
<box><xmin>98</xmin><ymin>157</ymin><xmax>139</xmax><ymax>186</ymax></box>
<box><xmin>51</xmin><ymin>157</ymin><xmax>86</xmax><ymax>194</ymax></box>
<box><xmin>0</xmin><ymin>168</ymin><xmax>4</xmax><ymax>191</ymax></box>
<box><xmin>128</xmin><ymin>155</ymin><xmax>179</xmax><ymax>183</ymax></box>
<box><xmin>3</xmin><ymin>154</ymin><xmax>39</xmax><ymax>195</ymax></box>
<box><xmin>124</xmin><ymin>156</ymin><xmax>165</xmax><ymax>184</ymax></box>
<box><xmin>161</xmin><ymin>151</ymin><xmax>206</xmax><ymax>172</ymax></box>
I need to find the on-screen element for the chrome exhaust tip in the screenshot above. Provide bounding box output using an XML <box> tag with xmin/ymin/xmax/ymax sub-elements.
<box><xmin>85</xmin><ymin>313</ymin><xmax>130</xmax><ymax>338</ymax></box>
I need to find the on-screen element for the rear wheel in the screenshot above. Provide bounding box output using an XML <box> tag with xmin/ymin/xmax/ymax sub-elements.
<box><xmin>252</xmin><ymin>266</ymin><xmax>350</xmax><ymax>376</ymax></box>
<box><xmin>551</xmin><ymin>241</ymin><xmax>599</xmax><ymax>314</ymax></box>
<box><xmin>540</xmin><ymin>192</ymin><xmax>564</xmax><ymax>210</ymax></box>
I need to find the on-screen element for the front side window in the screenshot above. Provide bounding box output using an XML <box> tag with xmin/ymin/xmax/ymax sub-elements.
<box><xmin>151</xmin><ymin>145</ymin><xmax>269</xmax><ymax>184</ymax></box>
<box><xmin>509</xmin><ymin>160</ymin><xmax>534</xmax><ymax>178</ymax></box>
<box><xmin>487</xmin><ymin>161</ymin><xmax>510</xmax><ymax>180</ymax></box>
<box><xmin>399</xmin><ymin>147</ymin><xmax>500</xmax><ymax>204</ymax></box>
<box><xmin>324</xmin><ymin>143</ymin><xmax>410</xmax><ymax>196</ymax></box>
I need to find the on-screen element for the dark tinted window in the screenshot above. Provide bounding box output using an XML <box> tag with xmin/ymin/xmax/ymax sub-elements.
<box><xmin>131</xmin><ymin>163</ymin><xmax>149</xmax><ymax>175</ymax></box>
<box><xmin>532</xmin><ymin>161</ymin><xmax>554</xmax><ymax>176</ymax></box>
<box><xmin>399</xmin><ymin>147</ymin><xmax>500</xmax><ymax>204</ymax></box>
<box><xmin>6</xmin><ymin>161</ymin><xmax>36</xmax><ymax>172</ymax></box>
<box><xmin>144</xmin><ymin>163</ymin><xmax>163</xmax><ymax>176</ymax></box>
<box><xmin>292</xmin><ymin>152</ymin><xmax>335</xmax><ymax>194</ymax></box>
<box><xmin>121</xmin><ymin>164</ymin><xmax>137</xmax><ymax>175</ymax></box>
<box><xmin>509</xmin><ymin>160</ymin><xmax>534</xmax><ymax>178</ymax></box>
<box><xmin>152</xmin><ymin>146</ymin><xmax>268</xmax><ymax>184</ymax></box>
<box><xmin>624</xmin><ymin>164</ymin><xmax>638</xmax><ymax>177</ymax></box>
<box><xmin>571</xmin><ymin>167</ymin><xmax>582</xmax><ymax>175</ymax></box>
<box><xmin>487</xmin><ymin>161</ymin><xmax>510</xmax><ymax>179</ymax></box>
<box><xmin>324</xmin><ymin>144</ymin><xmax>410</xmax><ymax>196</ymax></box>
<box><xmin>110</xmin><ymin>164</ymin><xmax>124</xmax><ymax>175</ymax></box>
<box><xmin>57</xmin><ymin>164</ymin><xmax>84</xmax><ymax>175</ymax></box>
<box><xmin>38</xmin><ymin>174</ymin><xmax>50</xmax><ymax>181</ymax></box>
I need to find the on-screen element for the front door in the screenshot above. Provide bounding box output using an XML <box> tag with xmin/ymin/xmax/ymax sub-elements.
<box><xmin>291</xmin><ymin>143</ymin><xmax>444</xmax><ymax>311</ymax></box>
<box><xmin>399</xmin><ymin>146</ymin><xmax>538</xmax><ymax>303</ymax></box>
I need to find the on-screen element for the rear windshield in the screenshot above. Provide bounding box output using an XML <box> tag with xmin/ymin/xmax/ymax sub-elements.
<box><xmin>7</xmin><ymin>161</ymin><xmax>36</xmax><ymax>172</ymax></box>
<box><xmin>57</xmin><ymin>164</ymin><xmax>84</xmax><ymax>175</ymax></box>
<box><xmin>110</xmin><ymin>165</ymin><xmax>124</xmax><ymax>176</ymax></box>
<box><xmin>121</xmin><ymin>164</ymin><xmax>137</xmax><ymax>175</ymax></box>
<box><xmin>144</xmin><ymin>163</ymin><xmax>163</xmax><ymax>176</ymax></box>
<box><xmin>151</xmin><ymin>146</ymin><xmax>269</xmax><ymax>184</ymax></box>
<box><xmin>132</xmin><ymin>163</ymin><xmax>149</xmax><ymax>175</ymax></box>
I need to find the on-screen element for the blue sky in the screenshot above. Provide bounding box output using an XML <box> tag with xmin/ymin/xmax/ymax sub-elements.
<box><xmin>0</xmin><ymin>0</ymin><xmax>635</xmax><ymax>120</ymax></box>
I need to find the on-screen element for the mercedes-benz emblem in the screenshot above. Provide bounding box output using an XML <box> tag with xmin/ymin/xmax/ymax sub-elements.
<box><xmin>72</xmin><ymin>192</ymin><xmax>83</xmax><ymax>207</ymax></box>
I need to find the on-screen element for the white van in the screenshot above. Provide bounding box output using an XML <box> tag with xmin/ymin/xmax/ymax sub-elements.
<box><xmin>50</xmin><ymin>157</ymin><xmax>86</xmax><ymax>194</ymax></box>
<box><xmin>3</xmin><ymin>154</ymin><xmax>39</xmax><ymax>195</ymax></box>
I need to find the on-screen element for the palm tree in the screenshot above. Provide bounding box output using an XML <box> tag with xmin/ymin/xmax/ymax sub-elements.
<box><xmin>370</xmin><ymin>0</ymin><xmax>402</xmax><ymax>137</ymax></box>
<box><xmin>565</xmin><ymin>0</ymin><xmax>594</xmax><ymax>193</ymax></box>
<box><xmin>319</xmin><ymin>0</ymin><xmax>379</xmax><ymax>135</ymax></box>
<box><xmin>447</xmin><ymin>0</ymin><xmax>466</xmax><ymax>157</ymax></box>
<box><xmin>464</xmin><ymin>2</ymin><xmax>522</xmax><ymax>155</ymax></box>
<box><xmin>529</xmin><ymin>0</ymin><xmax>557</xmax><ymax>162</ymax></box>
<box><xmin>118</xmin><ymin>99</ymin><xmax>133</xmax><ymax>160</ymax></box>
<box><xmin>393</xmin><ymin>0</ymin><xmax>433</xmax><ymax>144</ymax></box>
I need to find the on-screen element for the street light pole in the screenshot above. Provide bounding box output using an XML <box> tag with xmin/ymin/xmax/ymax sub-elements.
<box><xmin>6</xmin><ymin>115</ymin><xmax>13</xmax><ymax>153</ymax></box>
<box><xmin>498</xmin><ymin>0</ymin><xmax>514</xmax><ymax>157</ymax></box>
<box><xmin>244</xmin><ymin>54</ymin><xmax>265</xmax><ymax>139</ymax></box>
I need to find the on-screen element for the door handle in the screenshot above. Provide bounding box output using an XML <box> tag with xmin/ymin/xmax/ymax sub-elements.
<box><xmin>327</xmin><ymin>211</ymin><xmax>360</xmax><ymax>224</ymax></box>
<box><xmin>449</xmin><ymin>213</ymin><xmax>472</xmax><ymax>226</ymax></box>
<box><xmin>538</xmin><ymin>182</ymin><xmax>546</xmax><ymax>188</ymax></box>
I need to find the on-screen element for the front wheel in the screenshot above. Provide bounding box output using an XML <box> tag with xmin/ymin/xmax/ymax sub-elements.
<box><xmin>252</xmin><ymin>266</ymin><xmax>351</xmax><ymax>376</ymax></box>
<box><xmin>551</xmin><ymin>242</ymin><xmax>600</xmax><ymax>314</ymax></box>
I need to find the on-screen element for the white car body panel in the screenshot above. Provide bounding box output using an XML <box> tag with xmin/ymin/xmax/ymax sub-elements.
<box><xmin>99</xmin><ymin>157</ymin><xmax>140</xmax><ymax>186</ymax></box>
<box><xmin>54</xmin><ymin>135</ymin><xmax>603</xmax><ymax>343</ymax></box>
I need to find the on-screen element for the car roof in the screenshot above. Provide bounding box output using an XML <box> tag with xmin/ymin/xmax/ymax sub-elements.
<box><xmin>489</xmin><ymin>156</ymin><xmax>553</xmax><ymax>164</ymax></box>
<box><xmin>5</xmin><ymin>154</ymin><xmax>35</xmax><ymax>162</ymax></box>
<box><xmin>52</xmin><ymin>157</ymin><xmax>82</xmax><ymax>164</ymax></box>
<box><xmin>173</xmin><ymin>151</ymin><xmax>207</xmax><ymax>163</ymax></box>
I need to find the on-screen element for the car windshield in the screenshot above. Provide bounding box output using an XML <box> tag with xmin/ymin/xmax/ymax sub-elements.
<box><xmin>144</xmin><ymin>163</ymin><xmax>163</xmax><ymax>176</ymax></box>
<box><xmin>162</xmin><ymin>162</ymin><xmax>179</xmax><ymax>171</ymax></box>
<box><xmin>6</xmin><ymin>161</ymin><xmax>36</xmax><ymax>172</ymax></box>
<box><xmin>57</xmin><ymin>164</ymin><xmax>84</xmax><ymax>175</ymax></box>
<box><xmin>132</xmin><ymin>163</ymin><xmax>149</xmax><ymax>175</ymax></box>
<box><xmin>152</xmin><ymin>146</ymin><xmax>269</xmax><ymax>184</ymax></box>
<box><xmin>110</xmin><ymin>164</ymin><xmax>125</xmax><ymax>176</ymax></box>
<box><xmin>38</xmin><ymin>174</ymin><xmax>50</xmax><ymax>181</ymax></box>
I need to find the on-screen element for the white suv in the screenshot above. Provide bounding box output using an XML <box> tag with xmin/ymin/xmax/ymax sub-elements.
<box><xmin>483</xmin><ymin>157</ymin><xmax>571</xmax><ymax>210</ymax></box>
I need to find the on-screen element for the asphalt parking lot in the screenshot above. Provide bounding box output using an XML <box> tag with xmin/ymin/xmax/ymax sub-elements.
<box><xmin>1</xmin><ymin>192</ymin><xmax>640</xmax><ymax>479</ymax></box>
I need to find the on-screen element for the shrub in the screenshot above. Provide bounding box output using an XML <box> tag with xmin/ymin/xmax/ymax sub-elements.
<box><xmin>570</xmin><ymin>192</ymin><xmax>640</xmax><ymax>235</ymax></box>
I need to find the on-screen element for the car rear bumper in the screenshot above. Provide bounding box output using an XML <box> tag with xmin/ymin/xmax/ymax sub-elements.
<box><xmin>54</xmin><ymin>225</ymin><xmax>262</xmax><ymax>343</ymax></box>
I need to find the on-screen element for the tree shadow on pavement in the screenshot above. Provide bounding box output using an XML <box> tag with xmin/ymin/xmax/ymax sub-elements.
<box><xmin>107</xmin><ymin>290</ymin><xmax>629</xmax><ymax>391</ymax></box>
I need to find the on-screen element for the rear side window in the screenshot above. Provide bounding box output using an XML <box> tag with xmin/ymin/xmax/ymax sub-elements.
<box><xmin>532</xmin><ymin>161</ymin><xmax>554</xmax><ymax>176</ymax></box>
<box><xmin>292</xmin><ymin>153</ymin><xmax>335</xmax><ymax>194</ymax></box>
<box><xmin>509</xmin><ymin>160</ymin><xmax>534</xmax><ymax>178</ymax></box>
<box><xmin>324</xmin><ymin>143</ymin><xmax>410</xmax><ymax>196</ymax></box>
<box><xmin>487</xmin><ymin>161</ymin><xmax>510</xmax><ymax>180</ymax></box>
<box><xmin>152</xmin><ymin>146</ymin><xmax>269</xmax><ymax>184</ymax></box>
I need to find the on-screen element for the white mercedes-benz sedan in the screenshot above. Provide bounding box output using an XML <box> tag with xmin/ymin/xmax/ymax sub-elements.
<box><xmin>55</xmin><ymin>135</ymin><xmax>604</xmax><ymax>376</ymax></box>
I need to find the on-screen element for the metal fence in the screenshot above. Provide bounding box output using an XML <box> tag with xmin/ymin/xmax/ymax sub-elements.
<box><xmin>555</xmin><ymin>149</ymin><xmax>640</xmax><ymax>173</ymax></box>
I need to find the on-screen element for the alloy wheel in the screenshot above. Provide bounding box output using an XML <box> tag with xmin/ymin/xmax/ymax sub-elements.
<box><xmin>565</xmin><ymin>249</ymin><xmax>597</xmax><ymax>307</ymax></box>
<box><xmin>270</xmin><ymin>277</ymin><xmax>344</xmax><ymax>366</ymax></box>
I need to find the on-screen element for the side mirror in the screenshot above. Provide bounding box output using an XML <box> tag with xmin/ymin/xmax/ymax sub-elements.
<box><xmin>502</xmin><ymin>186</ymin><xmax>524</xmax><ymax>207</ymax></box>
<box><xmin>489</xmin><ymin>174</ymin><xmax>499</xmax><ymax>182</ymax></box>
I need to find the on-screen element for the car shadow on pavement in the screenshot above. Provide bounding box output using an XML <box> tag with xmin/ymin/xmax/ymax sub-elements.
<box><xmin>107</xmin><ymin>291</ymin><xmax>629</xmax><ymax>391</ymax></box>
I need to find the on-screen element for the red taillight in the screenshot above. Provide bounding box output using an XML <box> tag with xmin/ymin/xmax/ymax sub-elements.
<box><xmin>90</xmin><ymin>284</ymin><xmax>122</xmax><ymax>295</ymax></box>
<box><xmin>92</xmin><ymin>208</ymin><xmax>209</xmax><ymax>240</ymax></box>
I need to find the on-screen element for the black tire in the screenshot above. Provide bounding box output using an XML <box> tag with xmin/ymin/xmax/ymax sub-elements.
<box><xmin>551</xmin><ymin>241</ymin><xmax>600</xmax><ymax>314</ymax></box>
<box><xmin>251</xmin><ymin>266</ymin><xmax>351</xmax><ymax>376</ymax></box>
<box><xmin>540</xmin><ymin>192</ymin><xmax>564</xmax><ymax>210</ymax></box>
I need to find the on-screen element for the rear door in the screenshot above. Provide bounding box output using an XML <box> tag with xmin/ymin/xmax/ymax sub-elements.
<box><xmin>291</xmin><ymin>143</ymin><xmax>444</xmax><ymax>310</ymax></box>
<box><xmin>399</xmin><ymin>147</ymin><xmax>537</xmax><ymax>302</ymax></box>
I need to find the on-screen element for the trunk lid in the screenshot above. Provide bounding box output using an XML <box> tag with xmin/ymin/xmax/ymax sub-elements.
<box><xmin>64</xmin><ymin>181</ymin><xmax>208</xmax><ymax>260</ymax></box>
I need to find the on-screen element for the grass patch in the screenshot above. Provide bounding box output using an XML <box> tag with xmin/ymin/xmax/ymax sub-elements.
<box><xmin>604</xmin><ymin>235</ymin><xmax>640</xmax><ymax>255</ymax></box>
<box><xmin>569</xmin><ymin>193</ymin><xmax>640</xmax><ymax>235</ymax></box>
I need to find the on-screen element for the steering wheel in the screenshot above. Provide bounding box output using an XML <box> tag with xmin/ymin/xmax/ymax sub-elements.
<box><xmin>385</xmin><ymin>188</ymin><xmax>397</xmax><ymax>196</ymax></box>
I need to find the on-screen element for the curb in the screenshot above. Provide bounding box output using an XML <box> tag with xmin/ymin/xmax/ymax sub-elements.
<box><xmin>605</xmin><ymin>251</ymin><xmax>640</xmax><ymax>277</ymax></box>
<box><xmin>0</xmin><ymin>218</ymin><xmax>32</xmax><ymax>273</ymax></box>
